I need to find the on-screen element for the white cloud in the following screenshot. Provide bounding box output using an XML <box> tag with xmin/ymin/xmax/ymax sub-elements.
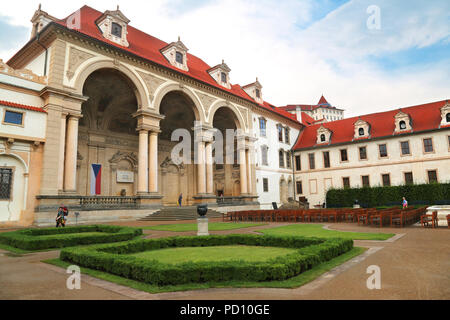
<box><xmin>1</xmin><ymin>0</ymin><xmax>449</xmax><ymax>117</ymax></box>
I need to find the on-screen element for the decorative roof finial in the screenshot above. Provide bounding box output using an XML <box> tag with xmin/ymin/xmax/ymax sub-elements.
<box><xmin>38</xmin><ymin>3</ymin><xmax>41</xmax><ymax>10</ymax></box>
<box><xmin>178</xmin><ymin>35</ymin><xmax>181</xmax><ymax>42</ymax></box>
<box><xmin>117</xmin><ymin>5</ymin><xmax>119</xmax><ymax>10</ymax></box>
<box><xmin>222</xmin><ymin>59</ymin><xmax>224</xmax><ymax>64</ymax></box>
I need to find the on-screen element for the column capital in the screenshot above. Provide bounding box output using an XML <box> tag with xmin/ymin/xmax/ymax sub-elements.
<box><xmin>136</xmin><ymin>124</ymin><xmax>160</xmax><ymax>133</ymax></box>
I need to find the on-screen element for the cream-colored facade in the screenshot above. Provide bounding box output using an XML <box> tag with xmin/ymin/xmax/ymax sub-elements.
<box><xmin>294</xmin><ymin>128</ymin><xmax>450</xmax><ymax>207</ymax></box>
<box><xmin>0</xmin><ymin>6</ymin><xmax>302</xmax><ymax>226</ymax></box>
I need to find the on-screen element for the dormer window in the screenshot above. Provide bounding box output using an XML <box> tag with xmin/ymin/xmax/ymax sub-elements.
<box><xmin>242</xmin><ymin>78</ymin><xmax>263</xmax><ymax>103</ymax></box>
<box><xmin>394</xmin><ymin>111</ymin><xmax>412</xmax><ymax>132</ymax></box>
<box><xmin>353</xmin><ymin>119</ymin><xmax>370</xmax><ymax>139</ymax></box>
<box><xmin>316</xmin><ymin>125</ymin><xmax>332</xmax><ymax>144</ymax></box>
<box><xmin>439</xmin><ymin>101</ymin><xmax>450</xmax><ymax>126</ymax></box>
<box><xmin>255</xmin><ymin>88</ymin><xmax>261</xmax><ymax>99</ymax></box>
<box><xmin>176</xmin><ymin>51</ymin><xmax>183</xmax><ymax>64</ymax></box>
<box><xmin>96</xmin><ymin>6</ymin><xmax>130</xmax><ymax>47</ymax></box>
<box><xmin>111</xmin><ymin>22</ymin><xmax>122</xmax><ymax>37</ymax></box>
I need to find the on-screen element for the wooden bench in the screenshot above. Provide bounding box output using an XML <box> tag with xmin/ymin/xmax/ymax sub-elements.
<box><xmin>421</xmin><ymin>211</ymin><xmax>438</xmax><ymax>228</ymax></box>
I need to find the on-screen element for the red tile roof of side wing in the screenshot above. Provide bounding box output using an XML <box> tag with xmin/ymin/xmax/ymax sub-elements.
<box><xmin>0</xmin><ymin>100</ymin><xmax>46</xmax><ymax>113</ymax></box>
<box><xmin>293</xmin><ymin>100</ymin><xmax>449</xmax><ymax>150</ymax></box>
<box><xmin>317</xmin><ymin>95</ymin><xmax>329</xmax><ymax>105</ymax></box>
<box><xmin>52</xmin><ymin>6</ymin><xmax>298</xmax><ymax>124</ymax></box>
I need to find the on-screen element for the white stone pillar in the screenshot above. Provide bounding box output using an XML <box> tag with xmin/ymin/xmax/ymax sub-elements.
<box><xmin>239</xmin><ymin>147</ymin><xmax>248</xmax><ymax>195</ymax></box>
<box><xmin>246</xmin><ymin>149</ymin><xmax>252</xmax><ymax>195</ymax></box>
<box><xmin>64</xmin><ymin>115</ymin><xmax>80</xmax><ymax>192</ymax></box>
<box><xmin>138</xmin><ymin>129</ymin><xmax>149</xmax><ymax>194</ymax></box>
<box><xmin>148</xmin><ymin>131</ymin><xmax>159</xmax><ymax>193</ymax></box>
<box><xmin>197</xmin><ymin>141</ymin><xmax>206</xmax><ymax>194</ymax></box>
<box><xmin>57</xmin><ymin>114</ymin><xmax>67</xmax><ymax>191</ymax></box>
<box><xmin>206</xmin><ymin>142</ymin><xmax>213</xmax><ymax>194</ymax></box>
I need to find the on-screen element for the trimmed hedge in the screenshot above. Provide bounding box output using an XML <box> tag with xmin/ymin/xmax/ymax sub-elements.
<box><xmin>326</xmin><ymin>183</ymin><xmax>450</xmax><ymax>208</ymax></box>
<box><xmin>0</xmin><ymin>225</ymin><xmax>142</xmax><ymax>250</ymax></box>
<box><xmin>60</xmin><ymin>234</ymin><xmax>353</xmax><ymax>286</ymax></box>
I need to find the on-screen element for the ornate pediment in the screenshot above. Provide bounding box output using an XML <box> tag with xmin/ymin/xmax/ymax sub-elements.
<box><xmin>66</xmin><ymin>47</ymin><xmax>94</xmax><ymax>80</ymax></box>
<box><xmin>109</xmin><ymin>151</ymin><xmax>138</xmax><ymax>167</ymax></box>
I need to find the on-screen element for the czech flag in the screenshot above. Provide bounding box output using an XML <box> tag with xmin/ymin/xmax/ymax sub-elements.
<box><xmin>90</xmin><ymin>164</ymin><xmax>102</xmax><ymax>195</ymax></box>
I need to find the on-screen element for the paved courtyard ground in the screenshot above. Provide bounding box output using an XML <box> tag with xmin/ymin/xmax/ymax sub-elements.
<box><xmin>0</xmin><ymin>220</ymin><xmax>449</xmax><ymax>300</ymax></box>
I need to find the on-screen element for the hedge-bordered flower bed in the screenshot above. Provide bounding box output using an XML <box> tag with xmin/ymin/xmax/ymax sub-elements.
<box><xmin>0</xmin><ymin>225</ymin><xmax>143</xmax><ymax>250</ymax></box>
<box><xmin>60</xmin><ymin>234</ymin><xmax>353</xmax><ymax>285</ymax></box>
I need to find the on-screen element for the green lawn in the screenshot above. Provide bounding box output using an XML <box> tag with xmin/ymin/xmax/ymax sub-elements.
<box><xmin>143</xmin><ymin>222</ymin><xmax>266</xmax><ymax>232</ymax></box>
<box><xmin>257</xmin><ymin>224</ymin><xmax>394</xmax><ymax>240</ymax></box>
<box><xmin>128</xmin><ymin>245</ymin><xmax>297</xmax><ymax>264</ymax></box>
<box><xmin>43</xmin><ymin>247</ymin><xmax>366</xmax><ymax>293</ymax></box>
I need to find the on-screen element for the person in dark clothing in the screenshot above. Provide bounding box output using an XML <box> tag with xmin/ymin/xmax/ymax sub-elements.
<box><xmin>178</xmin><ymin>194</ymin><xmax>183</xmax><ymax>207</ymax></box>
<box><xmin>56</xmin><ymin>204</ymin><xmax>67</xmax><ymax>227</ymax></box>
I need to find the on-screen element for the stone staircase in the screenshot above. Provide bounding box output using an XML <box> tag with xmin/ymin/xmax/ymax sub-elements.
<box><xmin>138</xmin><ymin>206</ymin><xmax>223</xmax><ymax>221</ymax></box>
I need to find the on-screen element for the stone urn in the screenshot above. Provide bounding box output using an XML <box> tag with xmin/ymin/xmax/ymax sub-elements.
<box><xmin>197</xmin><ymin>204</ymin><xmax>208</xmax><ymax>217</ymax></box>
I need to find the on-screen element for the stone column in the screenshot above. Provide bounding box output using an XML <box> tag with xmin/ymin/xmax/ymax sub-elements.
<box><xmin>239</xmin><ymin>147</ymin><xmax>248</xmax><ymax>195</ymax></box>
<box><xmin>148</xmin><ymin>131</ymin><xmax>159</xmax><ymax>193</ymax></box>
<box><xmin>64</xmin><ymin>115</ymin><xmax>80</xmax><ymax>192</ymax></box>
<box><xmin>197</xmin><ymin>141</ymin><xmax>206</xmax><ymax>195</ymax></box>
<box><xmin>205</xmin><ymin>142</ymin><xmax>214</xmax><ymax>194</ymax></box>
<box><xmin>137</xmin><ymin>129</ymin><xmax>149</xmax><ymax>194</ymax></box>
<box><xmin>246</xmin><ymin>148</ymin><xmax>252</xmax><ymax>195</ymax></box>
<box><xmin>57</xmin><ymin>113</ymin><xmax>67</xmax><ymax>191</ymax></box>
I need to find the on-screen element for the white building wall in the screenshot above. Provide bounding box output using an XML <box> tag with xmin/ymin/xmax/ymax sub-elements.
<box><xmin>294</xmin><ymin>130</ymin><xmax>450</xmax><ymax>207</ymax></box>
<box><xmin>251</xmin><ymin>111</ymin><xmax>300</xmax><ymax>208</ymax></box>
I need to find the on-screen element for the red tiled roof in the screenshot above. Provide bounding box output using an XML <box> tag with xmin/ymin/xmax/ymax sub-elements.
<box><xmin>317</xmin><ymin>95</ymin><xmax>329</xmax><ymax>106</ymax></box>
<box><xmin>279</xmin><ymin>96</ymin><xmax>342</xmax><ymax>112</ymax></box>
<box><xmin>293</xmin><ymin>100</ymin><xmax>449</xmax><ymax>150</ymax></box>
<box><xmin>0</xmin><ymin>100</ymin><xmax>46</xmax><ymax>113</ymax></box>
<box><xmin>45</xmin><ymin>6</ymin><xmax>298</xmax><ymax>124</ymax></box>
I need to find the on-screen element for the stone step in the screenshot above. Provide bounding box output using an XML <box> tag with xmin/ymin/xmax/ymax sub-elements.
<box><xmin>138</xmin><ymin>207</ymin><xmax>223</xmax><ymax>221</ymax></box>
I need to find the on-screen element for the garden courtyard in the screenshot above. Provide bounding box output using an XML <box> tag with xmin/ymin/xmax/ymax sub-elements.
<box><xmin>0</xmin><ymin>219</ymin><xmax>449</xmax><ymax>300</ymax></box>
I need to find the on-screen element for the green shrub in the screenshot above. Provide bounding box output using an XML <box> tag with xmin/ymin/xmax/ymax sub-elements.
<box><xmin>326</xmin><ymin>182</ymin><xmax>450</xmax><ymax>208</ymax></box>
<box><xmin>0</xmin><ymin>225</ymin><xmax>142</xmax><ymax>250</ymax></box>
<box><xmin>60</xmin><ymin>234</ymin><xmax>353</xmax><ymax>286</ymax></box>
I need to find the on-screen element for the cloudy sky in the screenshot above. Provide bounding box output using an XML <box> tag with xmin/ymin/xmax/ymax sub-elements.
<box><xmin>0</xmin><ymin>0</ymin><xmax>448</xmax><ymax>117</ymax></box>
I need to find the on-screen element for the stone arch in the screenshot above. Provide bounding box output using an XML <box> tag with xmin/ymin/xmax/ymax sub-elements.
<box><xmin>153</xmin><ymin>82</ymin><xmax>205</xmax><ymax>123</ymax></box>
<box><xmin>0</xmin><ymin>152</ymin><xmax>29</xmax><ymax>173</ymax></box>
<box><xmin>73</xmin><ymin>59</ymin><xmax>149</xmax><ymax>109</ymax></box>
<box><xmin>208</xmin><ymin>100</ymin><xmax>246</xmax><ymax>131</ymax></box>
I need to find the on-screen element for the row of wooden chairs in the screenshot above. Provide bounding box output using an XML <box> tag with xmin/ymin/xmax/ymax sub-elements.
<box><xmin>225</xmin><ymin>206</ymin><xmax>427</xmax><ymax>228</ymax></box>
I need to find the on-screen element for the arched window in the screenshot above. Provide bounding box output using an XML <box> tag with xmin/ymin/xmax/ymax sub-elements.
<box><xmin>279</xmin><ymin>150</ymin><xmax>285</xmax><ymax>168</ymax></box>
<box><xmin>446</xmin><ymin>113</ymin><xmax>450</xmax><ymax>122</ymax></box>
<box><xmin>320</xmin><ymin>134</ymin><xmax>326</xmax><ymax>142</ymax></box>
<box><xmin>399</xmin><ymin>120</ymin><xmax>406</xmax><ymax>130</ymax></box>
<box><xmin>358</xmin><ymin>128</ymin><xmax>365</xmax><ymax>136</ymax></box>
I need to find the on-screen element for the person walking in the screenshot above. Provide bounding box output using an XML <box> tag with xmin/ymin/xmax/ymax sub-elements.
<box><xmin>178</xmin><ymin>193</ymin><xmax>183</xmax><ymax>207</ymax></box>
<box><xmin>402</xmin><ymin>197</ymin><xmax>408</xmax><ymax>209</ymax></box>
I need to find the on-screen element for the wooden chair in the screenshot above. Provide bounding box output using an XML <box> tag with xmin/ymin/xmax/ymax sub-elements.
<box><xmin>421</xmin><ymin>211</ymin><xmax>438</xmax><ymax>228</ymax></box>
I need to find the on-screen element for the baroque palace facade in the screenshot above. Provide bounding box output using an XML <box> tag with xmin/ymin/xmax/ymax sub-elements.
<box><xmin>1</xmin><ymin>5</ymin><xmax>448</xmax><ymax>227</ymax></box>
<box><xmin>0</xmin><ymin>6</ymin><xmax>302</xmax><ymax>226</ymax></box>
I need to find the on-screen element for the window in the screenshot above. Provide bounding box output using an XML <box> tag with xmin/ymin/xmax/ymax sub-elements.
<box><xmin>296</xmin><ymin>181</ymin><xmax>303</xmax><ymax>194</ymax></box>
<box><xmin>382</xmin><ymin>174</ymin><xmax>391</xmax><ymax>186</ymax></box>
<box><xmin>447</xmin><ymin>113</ymin><xmax>450</xmax><ymax>122</ymax></box>
<box><xmin>279</xmin><ymin>150</ymin><xmax>284</xmax><ymax>168</ymax></box>
<box><xmin>379</xmin><ymin>144</ymin><xmax>388</xmax><ymax>158</ymax></box>
<box><xmin>399</xmin><ymin>120</ymin><xmax>406</xmax><ymax>130</ymax></box>
<box><xmin>340</xmin><ymin>149</ymin><xmax>348</xmax><ymax>162</ymax></box>
<box><xmin>286</xmin><ymin>151</ymin><xmax>291</xmax><ymax>168</ymax></box>
<box><xmin>427</xmin><ymin>170</ymin><xmax>437</xmax><ymax>183</ymax></box>
<box><xmin>308</xmin><ymin>153</ymin><xmax>315</xmax><ymax>170</ymax></box>
<box><xmin>343</xmin><ymin>177</ymin><xmax>350</xmax><ymax>189</ymax></box>
<box><xmin>404</xmin><ymin>172</ymin><xmax>413</xmax><ymax>185</ymax></box>
<box><xmin>277</xmin><ymin>125</ymin><xmax>283</xmax><ymax>142</ymax></box>
<box><xmin>175</xmin><ymin>51</ymin><xmax>183</xmax><ymax>64</ymax></box>
<box><xmin>323</xmin><ymin>151</ymin><xmax>330</xmax><ymax>168</ymax></box>
<box><xmin>359</xmin><ymin>146</ymin><xmax>367</xmax><ymax>160</ymax></box>
<box><xmin>362</xmin><ymin>175</ymin><xmax>370</xmax><ymax>187</ymax></box>
<box><xmin>448</xmin><ymin>136</ymin><xmax>450</xmax><ymax>149</ymax></box>
<box><xmin>221</xmin><ymin>72</ymin><xmax>227</xmax><ymax>83</ymax></box>
<box><xmin>400</xmin><ymin>141</ymin><xmax>410</xmax><ymax>155</ymax></box>
<box><xmin>3</xmin><ymin>110</ymin><xmax>23</xmax><ymax>126</ymax></box>
<box><xmin>261</xmin><ymin>146</ymin><xmax>268</xmax><ymax>166</ymax></box>
<box><xmin>0</xmin><ymin>168</ymin><xmax>13</xmax><ymax>200</ymax></box>
<box><xmin>263</xmin><ymin>178</ymin><xmax>269</xmax><ymax>192</ymax></box>
<box><xmin>358</xmin><ymin>128</ymin><xmax>365</xmax><ymax>136</ymax></box>
<box><xmin>295</xmin><ymin>155</ymin><xmax>301</xmax><ymax>171</ymax></box>
<box><xmin>423</xmin><ymin>138</ymin><xmax>433</xmax><ymax>153</ymax></box>
<box><xmin>259</xmin><ymin>118</ymin><xmax>266</xmax><ymax>136</ymax></box>
<box><xmin>285</xmin><ymin>128</ymin><xmax>290</xmax><ymax>144</ymax></box>
<box><xmin>111</xmin><ymin>22</ymin><xmax>122</xmax><ymax>37</ymax></box>
<box><xmin>255</xmin><ymin>88</ymin><xmax>261</xmax><ymax>99</ymax></box>
<box><xmin>320</xmin><ymin>134</ymin><xmax>326</xmax><ymax>142</ymax></box>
